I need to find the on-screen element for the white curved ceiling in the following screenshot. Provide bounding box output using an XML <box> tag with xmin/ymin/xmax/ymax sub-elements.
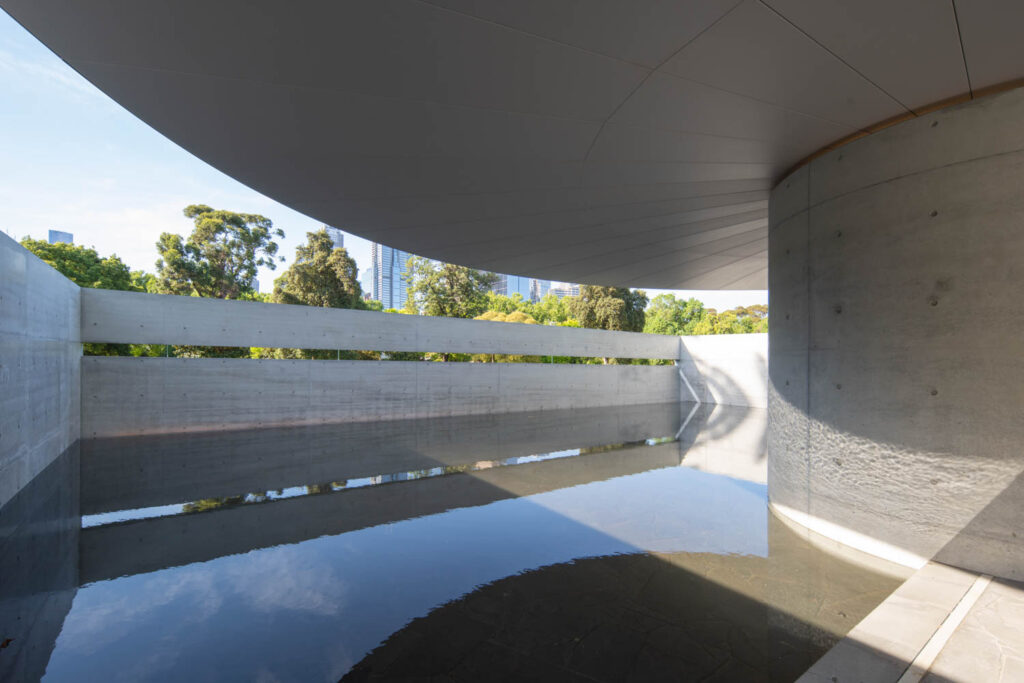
<box><xmin>3</xmin><ymin>0</ymin><xmax>1021</xmax><ymax>288</ymax></box>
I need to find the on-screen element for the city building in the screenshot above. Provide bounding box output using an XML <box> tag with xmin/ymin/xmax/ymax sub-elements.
<box><xmin>548</xmin><ymin>281</ymin><xmax>580</xmax><ymax>299</ymax></box>
<box><xmin>324</xmin><ymin>226</ymin><xmax>344</xmax><ymax>250</ymax></box>
<box><xmin>489</xmin><ymin>273</ymin><xmax>535</xmax><ymax>300</ymax></box>
<box><xmin>529</xmin><ymin>278</ymin><xmax>550</xmax><ymax>302</ymax></box>
<box><xmin>359</xmin><ymin>267</ymin><xmax>374</xmax><ymax>301</ymax></box>
<box><xmin>47</xmin><ymin>229</ymin><xmax>73</xmax><ymax>244</ymax></box>
<box><xmin>370</xmin><ymin>242</ymin><xmax>412</xmax><ymax>310</ymax></box>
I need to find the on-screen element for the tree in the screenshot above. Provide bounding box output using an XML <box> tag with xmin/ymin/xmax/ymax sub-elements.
<box><xmin>271</xmin><ymin>228</ymin><xmax>362</xmax><ymax>309</ymax></box>
<box><xmin>529</xmin><ymin>293</ymin><xmax>572</xmax><ymax>324</ymax></box>
<box><xmin>20</xmin><ymin>238</ymin><xmax>135</xmax><ymax>291</ymax></box>
<box><xmin>643</xmin><ymin>294</ymin><xmax>709</xmax><ymax>336</ymax></box>
<box><xmin>20</xmin><ymin>238</ymin><xmax>145</xmax><ymax>356</ymax></box>
<box><xmin>155</xmin><ymin>204</ymin><xmax>283</xmax><ymax>299</ymax></box>
<box><xmin>403</xmin><ymin>257</ymin><xmax>498</xmax><ymax>318</ymax></box>
<box><xmin>472</xmin><ymin>310</ymin><xmax>541</xmax><ymax>363</ymax></box>
<box><xmin>567</xmin><ymin>285</ymin><xmax>648</xmax><ymax>333</ymax></box>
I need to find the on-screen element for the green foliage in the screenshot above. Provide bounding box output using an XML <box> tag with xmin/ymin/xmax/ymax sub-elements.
<box><xmin>475</xmin><ymin>310</ymin><xmax>538</xmax><ymax>325</ymax></box>
<box><xmin>271</xmin><ymin>228</ymin><xmax>363</xmax><ymax>309</ymax></box>
<box><xmin>20</xmin><ymin>238</ymin><xmax>135</xmax><ymax>291</ymax></box>
<box><xmin>567</xmin><ymin>285</ymin><xmax>648</xmax><ymax>333</ymax></box>
<box><xmin>21</xmin><ymin>238</ymin><xmax>141</xmax><ymax>356</ymax></box>
<box><xmin>155</xmin><ymin>204</ymin><xmax>283</xmax><ymax>299</ymax></box>
<box><xmin>251</xmin><ymin>347</ymin><xmax>380</xmax><ymax>361</ymax></box>
<box><xmin>403</xmin><ymin>257</ymin><xmax>498</xmax><ymax>318</ymax></box>
<box><xmin>131</xmin><ymin>270</ymin><xmax>160</xmax><ymax>293</ymax></box>
<box><xmin>532</xmin><ymin>293</ymin><xmax>572</xmax><ymax>324</ymax></box>
<box><xmin>642</xmin><ymin>295</ymin><xmax>768</xmax><ymax>336</ymax></box>
<box><xmin>481</xmin><ymin>291</ymin><xmax>571</xmax><ymax>324</ymax></box>
<box><xmin>643</xmin><ymin>295</ymin><xmax>709</xmax><ymax>335</ymax></box>
<box><xmin>472</xmin><ymin>310</ymin><xmax>541</xmax><ymax>363</ymax></box>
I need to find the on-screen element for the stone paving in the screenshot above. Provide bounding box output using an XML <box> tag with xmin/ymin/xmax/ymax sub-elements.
<box><xmin>799</xmin><ymin>562</ymin><xmax>1024</xmax><ymax>683</ymax></box>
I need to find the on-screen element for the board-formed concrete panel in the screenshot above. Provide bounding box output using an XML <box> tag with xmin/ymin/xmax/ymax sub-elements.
<box><xmin>768</xmin><ymin>87</ymin><xmax>1024</xmax><ymax>580</ymax></box>
<box><xmin>80</xmin><ymin>289</ymin><xmax>680</xmax><ymax>359</ymax></box>
<box><xmin>0</xmin><ymin>232</ymin><xmax>80</xmax><ymax>509</ymax></box>
<box><xmin>80</xmin><ymin>358</ymin><xmax>680</xmax><ymax>438</ymax></box>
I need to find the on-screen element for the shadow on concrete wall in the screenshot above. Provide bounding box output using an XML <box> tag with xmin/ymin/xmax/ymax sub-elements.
<box><xmin>768</xmin><ymin>375</ymin><xmax>1024</xmax><ymax>580</ymax></box>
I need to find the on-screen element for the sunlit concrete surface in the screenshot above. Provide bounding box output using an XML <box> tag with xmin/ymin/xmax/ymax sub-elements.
<box><xmin>768</xmin><ymin>87</ymin><xmax>1024</xmax><ymax>580</ymax></box>
<box><xmin>798</xmin><ymin>562</ymin><xmax>1024</xmax><ymax>683</ymax></box>
<box><xmin>5</xmin><ymin>1</ymin><xmax>1022</xmax><ymax>288</ymax></box>
<box><xmin>75</xmin><ymin>287</ymin><xmax>767</xmax><ymax>436</ymax></box>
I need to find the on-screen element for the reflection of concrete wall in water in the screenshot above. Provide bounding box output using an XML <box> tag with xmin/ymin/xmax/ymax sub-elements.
<box><xmin>80</xmin><ymin>440</ymin><xmax>686</xmax><ymax>584</ymax></box>
<box><xmin>767</xmin><ymin>88</ymin><xmax>1024</xmax><ymax>580</ymax></box>
<box><xmin>81</xmin><ymin>403</ymin><xmax>684</xmax><ymax>515</ymax></box>
<box><xmin>0</xmin><ymin>445</ymin><xmax>80</xmax><ymax>682</ymax></box>
<box><xmin>681</xmin><ymin>404</ymin><xmax>767</xmax><ymax>484</ymax></box>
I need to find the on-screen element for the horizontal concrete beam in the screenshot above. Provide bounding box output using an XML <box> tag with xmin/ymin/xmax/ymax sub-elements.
<box><xmin>81</xmin><ymin>358</ymin><xmax>680</xmax><ymax>437</ymax></box>
<box><xmin>80</xmin><ymin>289</ymin><xmax>680</xmax><ymax>359</ymax></box>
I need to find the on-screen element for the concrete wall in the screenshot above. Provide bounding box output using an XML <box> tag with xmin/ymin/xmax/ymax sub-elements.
<box><xmin>0</xmin><ymin>232</ymin><xmax>80</xmax><ymax>509</ymax></box>
<box><xmin>78</xmin><ymin>288</ymin><xmax>767</xmax><ymax>436</ymax></box>
<box><xmin>680</xmin><ymin>333</ymin><xmax>767</xmax><ymax>408</ymax></box>
<box><xmin>81</xmin><ymin>289</ymin><xmax>679</xmax><ymax>359</ymax></box>
<box><xmin>81</xmin><ymin>357</ymin><xmax>679</xmax><ymax>437</ymax></box>
<box><xmin>768</xmin><ymin>88</ymin><xmax>1024</xmax><ymax>579</ymax></box>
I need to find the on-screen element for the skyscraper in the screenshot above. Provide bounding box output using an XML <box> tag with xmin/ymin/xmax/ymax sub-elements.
<box><xmin>324</xmin><ymin>226</ymin><xmax>344</xmax><ymax>250</ymax></box>
<box><xmin>548</xmin><ymin>281</ymin><xmax>580</xmax><ymax>298</ymax></box>
<box><xmin>529</xmin><ymin>278</ymin><xmax>551</xmax><ymax>301</ymax></box>
<box><xmin>48</xmin><ymin>229</ymin><xmax>73</xmax><ymax>244</ymax></box>
<box><xmin>359</xmin><ymin>267</ymin><xmax>374</xmax><ymax>301</ymax></box>
<box><xmin>491</xmin><ymin>274</ymin><xmax>550</xmax><ymax>302</ymax></box>
<box><xmin>370</xmin><ymin>242</ymin><xmax>413</xmax><ymax>310</ymax></box>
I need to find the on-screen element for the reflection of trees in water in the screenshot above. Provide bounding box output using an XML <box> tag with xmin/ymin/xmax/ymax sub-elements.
<box><xmin>579</xmin><ymin>439</ymin><xmax>649</xmax><ymax>455</ymax></box>
<box><xmin>181</xmin><ymin>482</ymin><xmax>349</xmax><ymax>514</ymax></box>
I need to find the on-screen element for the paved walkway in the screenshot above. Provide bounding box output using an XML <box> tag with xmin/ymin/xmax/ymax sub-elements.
<box><xmin>798</xmin><ymin>561</ymin><xmax>1024</xmax><ymax>682</ymax></box>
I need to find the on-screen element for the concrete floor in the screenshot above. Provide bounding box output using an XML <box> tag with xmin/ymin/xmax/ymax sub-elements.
<box><xmin>798</xmin><ymin>561</ymin><xmax>1024</xmax><ymax>682</ymax></box>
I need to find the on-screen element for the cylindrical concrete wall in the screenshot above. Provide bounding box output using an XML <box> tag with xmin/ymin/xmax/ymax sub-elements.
<box><xmin>767</xmin><ymin>88</ymin><xmax>1024</xmax><ymax>580</ymax></box>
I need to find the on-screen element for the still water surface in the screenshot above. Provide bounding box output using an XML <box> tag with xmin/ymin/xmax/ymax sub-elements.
<box><xmin>2</xmin><ymin>403</ymin><xmax>908</xmax><ymax>682</ymax></box>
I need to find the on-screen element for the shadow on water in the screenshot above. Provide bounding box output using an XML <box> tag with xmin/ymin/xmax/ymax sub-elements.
<box><xmin>0</xmin><ymin>401</ymin><xmax>918</xmax><ymax>682</ymax></box>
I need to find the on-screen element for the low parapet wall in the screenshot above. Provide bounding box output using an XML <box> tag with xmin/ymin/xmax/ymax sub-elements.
<box><xmin>80</xmin><ymin>288</ymin><xmax>680</xmax><ymax>359</ymax></box>
<box><xmin>77</xmin><ymin>290</ymin><xmax>767</xmax><ymax>437</ymax></box>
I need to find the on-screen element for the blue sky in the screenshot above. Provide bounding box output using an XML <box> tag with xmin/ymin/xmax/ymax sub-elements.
<box><xmin>0</xmin><ymin>11</ymin><xmax>766</xmax><ymax>310</ymax></box>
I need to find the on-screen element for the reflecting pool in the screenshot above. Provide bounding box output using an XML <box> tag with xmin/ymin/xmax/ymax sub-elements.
<box><xmin>0</xmin><ymin>403</ymin><xmax>909</xmax><ymax>682</ymax></box>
